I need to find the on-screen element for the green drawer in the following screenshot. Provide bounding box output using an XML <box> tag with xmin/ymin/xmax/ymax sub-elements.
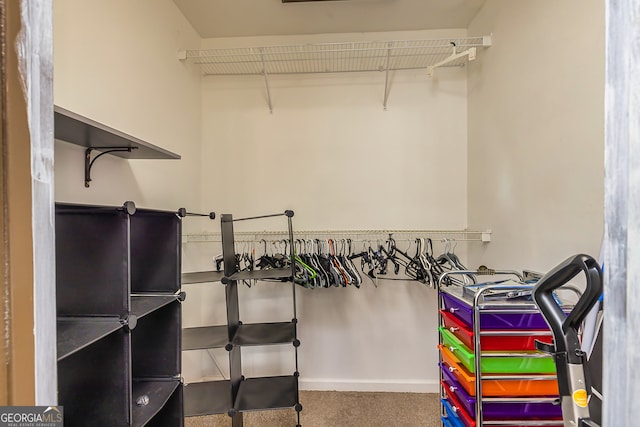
<box><xmin>438</xmin><ymin>326</ymin><xmax>556</xmax><ymax>374</ymax></box>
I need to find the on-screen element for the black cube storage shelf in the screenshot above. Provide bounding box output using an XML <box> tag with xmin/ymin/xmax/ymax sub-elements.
<box><xmin>181</xmin><ymin>211</ymin><xmax>302</xmax><ymax>427</ymax></box>
<box><xmin>131</xmin><ymin>380</ymin><xmax>182</xmax><ymax>427</ymax></box>
<box><xmin>57</xmin><ymin>328</ymin><xmax>130</xmax><ymax>427</ymax></box>
<box><xmin>132</xmin><ymin>300</ymin><xmax>181</xmax><ymax>379</ymax></box>
<box><xmin>180</xmin><ymin>271</ymin><xmax>231</xmax><ymax>418</ymax></box>
<box><xmin>55</xmin><ymin>201</ymin><xmax>185</xmax><ymax>427</ymax></box>
<box><xmin>130</xmin><ymin>209</ymin><xmax>181</xmax><ymax>294</ymax></box>
<box><xmin>56</xmin><ymin>317</ymin><xmax>124</xmax><ymax>360</ymax></box>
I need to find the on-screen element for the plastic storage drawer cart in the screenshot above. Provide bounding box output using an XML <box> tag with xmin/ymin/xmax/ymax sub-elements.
<box><xmin>438</xmin><ymin>276</ymin><xmax>565</xmax><ymax>427</ymax></box>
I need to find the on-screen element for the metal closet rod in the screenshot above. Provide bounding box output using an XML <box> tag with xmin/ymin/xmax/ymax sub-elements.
<box><xmin>182</xmin><ymin>229</ymin><xmax>492</xmax><ymax>243</ymax></box>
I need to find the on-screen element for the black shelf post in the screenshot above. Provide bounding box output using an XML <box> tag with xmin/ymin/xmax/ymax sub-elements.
<box><xmin>221</xmin><ymin>214</ymin><xmax>244</xmax><ymax>426</ymax></box>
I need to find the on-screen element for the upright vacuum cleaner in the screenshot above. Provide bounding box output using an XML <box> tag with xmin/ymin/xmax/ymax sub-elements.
<box><xmin>532</xmin><ymin>254</ymin><xmax>603</xmax><ymax>427</ymax></box>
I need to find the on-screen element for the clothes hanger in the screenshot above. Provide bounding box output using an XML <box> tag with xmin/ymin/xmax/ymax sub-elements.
<box><xmin>416</xmin><ymin>238</ymin><xmax>435</xmax><ymax>287</ymax></box>
<box><xmin>293</xmin><ymin>252</ymin><xmax>317</xmax><ymax>288</ymax></box>
<box><xmin>256</xmin><ymin>239</ymin><xmax>279</xmax><ymax>270</ymax></box>
<box><xmin>308</xmin><ymin>239</ymin><xmax>330</xmax><ymax>288</ymax></box>
<box><xmin>338</xmin><ymin>239</ymin><xmax>361</xmax><ymax>288</ymax></box>
<box><xmin>296</xmin><ymin>240</ymin><xmax>317</xmax><ymax>288</ymax></box>
<box><xmin>317</xmin><ymin>239</ymin><xmax>341</xmax><ymax>287</ymax></box>
<box><xmin>377</xmin><ymin>237</ymin><xmax>400</xmax><ymax>275</ymax></box>
<box><xmin>343</xmin><ymin>239</ymin><xmax>363</xmax><ymax>288</ymax></box>
<box><xmin>348</xmin><ymin>240</ymin><xmax>376</xmax><ymax>286</ymax></box>
<box><xmin>371</xmin><ymin>240</ymin><xmax>389</xmax><ymax>275</ymax></box>
<box><xmin>328</xmin><ymin>239</ymin><xmax>349</xmax><ymax>287</ymax></box>
<box><xmin>423</xmin><ymin>238</ymin><xmax>446</xmax><ymax>285</ymax></box>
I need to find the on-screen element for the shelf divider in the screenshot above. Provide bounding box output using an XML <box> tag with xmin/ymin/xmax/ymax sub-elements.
<box><xmin>234</xmin><ymin>376</ymin><xmax>298</xmax><ymax>412</ymax></box>
<box><xmin>130</xmin><ymin>295</ymin><xmax>177</xmax><ymax>319</ymax></box>
<box><xmin>184</xmin><ymin>380</ymin><xmax>232</xmax><ymax>417</ymax></box>
<box><xmin>182</xmin><ymin>271</ymin><xmax>224</xmax><ymax>285</ymax></box>
<box><xmin>131</xmin><ymin>380</ymin><xmax>180</xmax><ymax>427</ymax></box>
<box><xmin>182</xmin><ymin>325</ymin><xmax>229</xmax><ymax>350</ymax></box>
<box><xmin>57</xmin><ymin>318</ymin><xmax>123</xmax><ymax>361</ymax></box>
<box><xmin>233</xmin><ymin>322</ymin><xmax>296</xmax><ymax>347</ymax></box>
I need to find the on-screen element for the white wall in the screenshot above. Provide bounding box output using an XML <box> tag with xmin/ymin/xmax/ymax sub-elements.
<box><xmin>53</xmin><ymin>0</ymin><xmax>210</xmax><ymax>388</ymax></box>
<box><xmin>200</xmin><ymin>29</ymin><xmax>469</xmax><ymax>232</ymax></box>
<box><xmin>467</xmin><ymin>0</ymin><xmax>605</xmax><ymax>272</ymax></box>
<box><xmin>53</xmin><ymin>0</ymin><xmax>607</xmax><ymax>396</ymax></box>
<box><xmin>53</xmin><ymin>0</ymin><xmax>203</xmax><ymax>215</ymax></box>
<box><xmin>193</xmin><ymin>29</ymin><xmax>471</xmax><ymax>392</ymax></box>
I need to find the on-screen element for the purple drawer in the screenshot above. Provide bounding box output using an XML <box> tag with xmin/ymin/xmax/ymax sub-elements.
<box><xmin>441</xmin><ymin>362</ymin><xmax>476</xmax><ymax>416</ymax></box>
<box><xmin>440</xmin><ymin>363</ymin><xmax>562</xmax><ymax>420</ymax></box>
<box><xmin>440</xmin><ymin>292</ymin><xmax>549</xmax><ymax>330</ymax></box>
<box><xmin>484</xmin><ymin>401</ymin><xmax>563</xmax><ymax>420</ymax></box>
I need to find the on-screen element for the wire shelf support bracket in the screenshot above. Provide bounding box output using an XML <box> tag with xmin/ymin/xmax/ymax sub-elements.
<box><xmin>427</xmin><ymin>35</ymin><xmax>491</xmax><ymax>77</ymax></box>
<box><xmin>259</xmin><ymin>48</ymin><xmax>274</xmax><ymax>114</ymax></box>
<box><xmin>179</xmin><ymin>35</ymin><xmax>492</xmax><ymax>111</ymax></box>
<box><xmin>427</xmin><ymin>45</ymin><xmax>474</xmax><ymax>77</ymax></box>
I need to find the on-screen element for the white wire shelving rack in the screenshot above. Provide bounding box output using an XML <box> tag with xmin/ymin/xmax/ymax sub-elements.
<box><xmin>180</xmin><ymin>35</ymin><xmax>491</xmax><ymax>111</ymax></box>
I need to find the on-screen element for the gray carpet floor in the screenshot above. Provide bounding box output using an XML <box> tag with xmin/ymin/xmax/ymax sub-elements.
<box><xmin>185</xmin><ymin>391</ymin><xmax>441</xmax><ymax>427</ymax></box>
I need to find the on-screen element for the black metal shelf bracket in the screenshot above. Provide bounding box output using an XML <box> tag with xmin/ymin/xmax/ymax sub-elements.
<box><xmin>85</xmin><ymin>147</ymin><xmax>137</xmax><ymax>187</ymax></box>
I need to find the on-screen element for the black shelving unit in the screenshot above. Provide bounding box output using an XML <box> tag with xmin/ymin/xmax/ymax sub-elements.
<box><xmin>55</xmin><ymin>201</ymin><xmax>185</xmax><ymax>427</ymax></box>
<box><xmin>181</xmin><ymin>211</ymin><xmax>302</xmax><ymax>426</ymax></box>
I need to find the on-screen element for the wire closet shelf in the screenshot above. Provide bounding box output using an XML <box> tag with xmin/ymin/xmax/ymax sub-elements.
<box><xmin>183</xmin><ymin>36</ymin><xmax>491</xmax><ymax>76</ymax></box>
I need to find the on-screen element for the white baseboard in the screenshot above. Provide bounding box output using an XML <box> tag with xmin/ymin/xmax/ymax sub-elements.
<box><xmin>299</xmin><ymin>378</ymin><xmax>440</xmax><ymax>393</ymax></box>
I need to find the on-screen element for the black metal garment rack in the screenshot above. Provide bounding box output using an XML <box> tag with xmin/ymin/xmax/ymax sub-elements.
<box><xmin>182</xmin><ymin>211</ymin><xmax>302</xmax><ymax>427</ymax></box>
<box><xmin>222</xmin><ymin>211</ymin><xmax>302</xmax><ymax>427</ymax></box>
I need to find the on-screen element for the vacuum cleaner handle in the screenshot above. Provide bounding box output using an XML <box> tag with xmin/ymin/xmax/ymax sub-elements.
<box><xmin>533</xmin><ymin>254</ymin><xmax>602</xmax><ymax>358</ymax></box>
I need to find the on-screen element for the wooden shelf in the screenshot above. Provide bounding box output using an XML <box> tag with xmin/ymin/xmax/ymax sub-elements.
<box><xmin>54</xmin><ymin>106</ymin><xmax>180</xmax><ymax>159</ymax></box>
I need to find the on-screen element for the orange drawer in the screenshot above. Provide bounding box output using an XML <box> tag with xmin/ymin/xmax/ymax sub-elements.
<box><xmin>439</xmin><ymin>345</ymin><xmax>559</xmax><ymax>397</ymax></box>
